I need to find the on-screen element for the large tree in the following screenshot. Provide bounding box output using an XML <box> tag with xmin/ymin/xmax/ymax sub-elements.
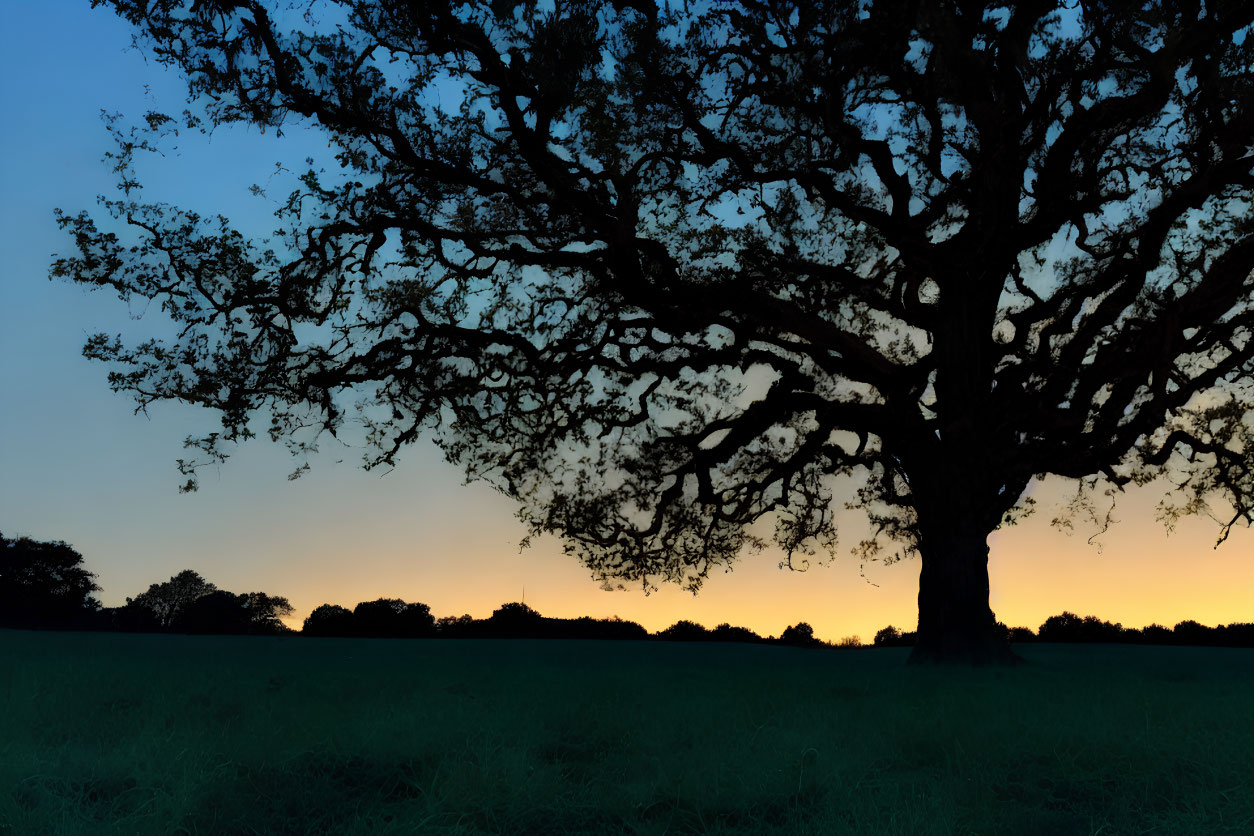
<box><xmin>56</xmin><ymin>0</ymin><xmax>1253</xmax><ymax>662</ymax></box>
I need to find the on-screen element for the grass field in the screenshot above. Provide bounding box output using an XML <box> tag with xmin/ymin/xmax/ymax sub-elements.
<box><xmin>1</xmin><ymin>630</ymin><xmax>1251</xmax><ymax>835</ymax></box>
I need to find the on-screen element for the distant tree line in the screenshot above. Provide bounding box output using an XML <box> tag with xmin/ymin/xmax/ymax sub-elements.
<box><xmin>1</xmin><ymin>534</ymin><xmax>291</xmax><ymax>635</ymax></box>
<box><xmin>870</xmin><ymin>614</ymin><xmax>1254</xmax><ymax>650</ymax></box>
<box><xmin>3</xmin><ymin>533</ymin><xmax>1251</xmax><ymax>647</ymax></box>
<box><xmin>300</xmin><ymin>601</ymin><xmax>828</xmax><ymax>646</ymax></box>
<box><xmin>111</xmin><ymin>569</ymin><xmax>294</xmax><ymax>635</ymax></box>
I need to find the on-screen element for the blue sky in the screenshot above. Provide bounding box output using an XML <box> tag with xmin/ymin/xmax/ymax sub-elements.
<box><xmin>2</xmin><ymin>0</ymin><xmax>1250</xmax><ymax>638</ymax></box>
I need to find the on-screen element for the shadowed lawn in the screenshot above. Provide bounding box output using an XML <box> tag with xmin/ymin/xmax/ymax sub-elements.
<box><xmin>1</xmin><ymin>630</ymin><xmax>1250</xmax><ymax>834</ymax></box>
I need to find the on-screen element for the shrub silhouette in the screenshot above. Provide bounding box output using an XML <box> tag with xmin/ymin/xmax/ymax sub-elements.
<box><xmin>0</xmin><ymin>533</ymin><xmax>102</xmax><ymax>629</ymax></box>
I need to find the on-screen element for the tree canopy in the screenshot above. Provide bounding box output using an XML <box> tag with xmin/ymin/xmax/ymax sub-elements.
<box><xmin>352</xmin><ymin>597</ymin><xmax>437</xmax><ymax>636</ymax></box>
<box><xmin>59</xmin><ymin>0</ymin><xmax>1254</xmax><ymax>662</ymax></box>
<box><xmin>0</xmin><ymin>534</ymin><xmax>102</xmax><ymax>628</ymax></box>
<box><xmin>126</xmin><ymin>569</ymin><xmax>219</xmax><ymax>629</ymax></box>
<box><xmin>302</xmin><ymin>603</ymin><xmax>356</xmax><ymax>636</ymax></box>
<box><xmin>123</xmin><ymin>570</ymin><xmax>293</xmax><ymax>633</ymax></box>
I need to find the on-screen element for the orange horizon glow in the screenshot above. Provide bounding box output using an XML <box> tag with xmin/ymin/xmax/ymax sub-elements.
<box><xmin>23</xmin><ymin>441</ymin><xmax>1254</xmax><ymax>646</ymax></box>
<box><xmin>122</xmin><ymin>450</ymin><xmax>1244</xmax><ymax>645</ymax></box>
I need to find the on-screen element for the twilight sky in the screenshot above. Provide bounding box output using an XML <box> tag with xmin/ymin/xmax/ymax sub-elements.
<box><xmin>1</xmin><ymin>1</ymin><xmax>1250</xmax><ymax>640</ymax></box>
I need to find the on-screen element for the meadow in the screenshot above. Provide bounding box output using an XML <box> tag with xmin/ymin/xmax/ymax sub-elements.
<box><xmin>1</xmin><ymin>629</ymin><xmax>1250</xmax><ymax>835</ymax></box>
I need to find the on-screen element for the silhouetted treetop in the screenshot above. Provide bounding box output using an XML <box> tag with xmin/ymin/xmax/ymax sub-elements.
<box><xmin>58</xmin><ymin>1</ymin><xmax>1254</xmax><ymax>663</ymax></box>
<box><xmin>0</xmin><ymin>534</ymin><xmax>101</xmax><ymax>629</ymax></box>
<box><xmin>303</xmin><ymin>603</ymin><xmax>355</xmax><ymax>637</ymax></box>
<box><xmin>176</xmin><ymin>589</ymin><xmax>253</xmax><ymax>634</ymax></box>
<box><xmin>352</xmin><ymin>597</ymin><xmax>437</xmax><ymax>637</ymax></box>
<box><xmin>873</xmin><ymin>625</ymin><xmax>901</xmax><ymax>647</ymax></box>
<box><xmin>1007</xmin><ymin>626</ymin><xmax>1036</xmax><ymax>644</ymax></box>
<box><xmin>779</xmin><ymin>622</ymin><xmax>821</xmax><ymax>647</ymax></box>
<box><xmin>127</xmin><ymin>570</ymin><xmax>218</xmax><ymax>629</ymax></box>
<box><xmin>657</xmin><ymin>620</ymin><xmax>711</xmax><ymax>642</ymax></box>
<box><xmin>1039</xmin><ymin>611</ymin><xmax>1124</xmax><ymax>643</ymax></box>
<box><xmin>710</xmin><ymin>622</ymin><xmax>763</xmax><ymax>643</ymax></box>
<box><xmin>490</xmin><ymin>602</ymin><xmax>543</xmax><ymax>622</ymax></box>
<box><xmin>241</xmin><ymin>591</ymin><xmax>296</xmax><ymax>632</ymax></box>
<box><xmin>435</xmin><ymin>613</ymin><xmax>476</xmax><ymax>637</ymax></box>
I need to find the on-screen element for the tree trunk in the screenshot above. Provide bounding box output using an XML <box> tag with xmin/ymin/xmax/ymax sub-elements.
<box><xmin>908</xmin><ymin>523</ymin><xmax>1021</xmax><ymax>665</ymax></box>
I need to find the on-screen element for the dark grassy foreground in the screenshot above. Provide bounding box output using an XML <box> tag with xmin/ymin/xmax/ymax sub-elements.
<box><xmin>1</xmin><ymin>630</ymin><xmax>1251</xmax><ymax>835</ymax></box>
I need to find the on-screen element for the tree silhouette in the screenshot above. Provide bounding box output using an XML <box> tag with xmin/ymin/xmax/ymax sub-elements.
<box><xmin>107</xmin><ymin>601</ymin><xmax>163</xmax><ymax>633</ymax></box>
<box><xmin>1139</xmin><ymin>624</ymin><xmax>1174</xmax><ymax>644</ymax></box>
<box><xmin>57</xmin><ymin>2</ymin><xmax>1254</xmax><ymax>663</ymax></box>
<box><xmin>487</xmin><ymin>601</ymin><xmax>545</xmax><ymax>637</ymax></box>
<box><xmin>873</xmin><ymin>625</ymin><xmax>902</xmax><ymax>647</ymax></box>
<box><xmin>564</xmin><ymin>615</ymin><xmax>649</xmax><ymax>641</ymax></box>
<box><xmin>0</xmin><ymin>533</ymin><xmax>101</xmax><ymax>629</ymax></box>
<box><xmin>350</xmin><ymin>598</ymin><xmax>436</xmax><ymax>637</ymax></box>
<box><xmin>435</xmin><ymin>613</ymin><xmax>476</xmax><ymax>638</ymax></box>
<box><xmin>175</xmin><ymin>589</ymin><xmax>254</xmax><ymax>634</ymax></box>
<box><xmin>239</xmin><ymin>591</ymin><xmax>296</xmax><ymax>634</ymax></box>
<box><xmin>657</xmin><ymin>620</ymin><xmax>711</xmax><ymax>642</ymax></box>
<box><xmin>778</xmin><ymin>623</ymin><xmax>821</xmax><ymax>648</ymax></box>
<box><xmin>130</xmin><ymin>577</ymin><xmax>293</xmax><ymax>634</ymax></box>
<box><xmin>1172</xmin><ymin>619</ymin><xmax>1213</xmax><ymax>645</ymax></box>
<box><xmin>710</xmin><ymin>623</ymin><xmax>763</xmax><ymax>643</ymax></box>
<box><xmin>351</xmin><ymin>598</ymin><xmax>408</xmax><ymax>637</ymax></box>
<box><xmin>1039</xmin><ymin>611</ymin><xmax>1125</xmax><ymax>643</ymax></box>
<box><xmin>1038</xmin><ymin>611</ymin><xmax>1083</xmax><ymax>641</ymax></box>
<box><xmin>1216</xmin><ymin>623</ymin><xmax>1254</xmax><ymax>647</ymax></box>
<box><xmin>126</xmin><ymin>570</ymin><xmax>218</xmax><ymax>629</ymax></box>
<box><xmin>1008</xmin><ymin>627</ymin><xmax>1036</xmax><ymax>644</ymax></box>
<box><xmin>395</xmin><ymin>600</ymin><xmax>437</xmax><ymax>637</ymax></box>
<box><xmin>302</xmin><ymin>603</ymin><xmax>356</xmax><ymax>637</ymax></box>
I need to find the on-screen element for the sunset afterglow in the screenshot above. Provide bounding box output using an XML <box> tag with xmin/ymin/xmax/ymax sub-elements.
<box><xmin>1</xmin><ymin>1</ymin><xmax>1250</xmax><ymax>644</ymax></box>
